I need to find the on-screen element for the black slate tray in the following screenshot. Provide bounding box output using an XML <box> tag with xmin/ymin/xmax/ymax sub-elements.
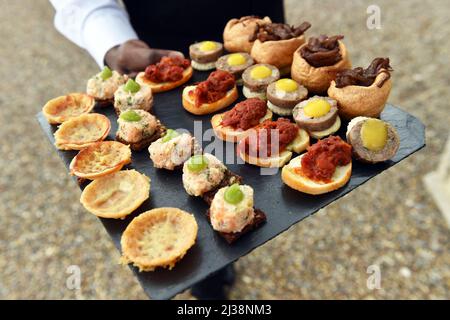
<box><xmin>37</xmin><ymin>71</ymin><xmax>425</xmax><ymax>300</ymax></box>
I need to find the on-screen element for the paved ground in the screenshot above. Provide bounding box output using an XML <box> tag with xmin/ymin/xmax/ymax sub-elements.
<box><xmin>1</xmin><ymin>0</ymin><xmax>449</xmax><ymax>299</ymax></box>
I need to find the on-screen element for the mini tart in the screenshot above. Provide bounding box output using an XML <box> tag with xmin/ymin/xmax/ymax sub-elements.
<box><xmin>135</xmin><ymin>67</ymin><xmax>193</xmax><ymax>93</ymax></box>
<box><xmin>54</xmin><ymin>113</ymin><xmax>110</xmax><ymax>150</ymax></box>
<box><xmin>328</xmin><ymin>72</ymin><xmax>392</xmax><ymax>120</ymax></box>
<box><xmin>237</xmin><ymin>128</ymin><xmax>310</xmax><ymax>168</ymax></box>
<box><xmin>43</xmin><ymin>93</ymin><xmax>95</xmax><ymax>124</ymax></box>
<box><xmin>120</xmin><ymin>207</ymin><xmax>198</xmax><ymax>271</ymax></box>
<box><xmin>70</xmin><ymin>141</ymin><xmax>131</xmax><ymax>180</ymax></box>
<box><xmin>211</xmin><ymin>109</ymin><xmax>273</xmax><ymax>142</ymax></box>
<box><xmin>281</xmin><ymin>154</ymin><xmax>352</xmax><ymax>195</ymax></box>
<box><xmin>80</xmin><ymin>170</ymin><xmax>150</xmax><ymax>219</ymax></box>
<box><xmin>250</xmin><ymin>35</ymin><xmax>307</xmax><ymax>74</ymax></box>
<box><xmin>291</xmin><ymin>41</ymin><xmax>351</xmax><ymax>94</ymax></box>
<box><xmin>346</xmin><ymin>116</ymin><xmax>399</xmax><ymax>163</ymax></box>
<box><xmin>182</xmin><ymin>85</ymin><xmax>238</xmax><ymax>115</ymax></box>
<box><xmin>223</xmin><ymin>16</ymin><xmax>272</xmax><ymax>53</ymax></box>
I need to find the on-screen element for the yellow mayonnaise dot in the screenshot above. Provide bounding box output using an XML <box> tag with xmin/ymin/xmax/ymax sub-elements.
<box><xmin>250</xmin><ymin>65</ymin><xmax>272</xmax><ymax>79</ymax></box>
<box><xmin>275</xmin><ymin>78</ymin><xmax>298</xmax><ymax>93</ymax></box>
<box><xmin>361</xmin><ymin>119</ymin><xmax>388</xmax><ymax>151</ymax></box>
<box><xmin>200</xmin><ymin>41</ymin><xmax>217</xmax><ymax>52</ymax></box>
<box><xmin>227</xmin><ymin>53</ymin><xmax>246</xmax><ymax>66</ymax></box>
<box><xmin>304</xmin><ymin>99</ymin><xmax>331</xmax><ymax>118</ymax></box>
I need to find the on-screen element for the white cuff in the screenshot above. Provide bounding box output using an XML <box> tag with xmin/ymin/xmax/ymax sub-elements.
<box><xmin>82</xmin><ymin>7</ymin><xmax>138</xmax><ymax>68</ymax></box>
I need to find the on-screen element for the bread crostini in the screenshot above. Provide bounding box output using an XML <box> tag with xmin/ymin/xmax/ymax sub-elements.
<box><xmin>182</xmin><ymin>70</ymin><xmax>238</xmax><ymax>115</ymax></box>
<box><xmin>135</xmin><ymin>56</ymin><xmax>193</xmax><ymax>93</ymax></box>
<box><xmin>237</xmin><ymin>118</ymin><xmax>310</xmax><ymax>168</ymax></box>
<box><xmin>211</xmin><ymin>98</ymin><xmax>272</xmax><ymax>142</ymax></box>
<box><xmin>281</xmin><ymin>136</ymin><xmax>352</xmax><ymax>194</ymax></box>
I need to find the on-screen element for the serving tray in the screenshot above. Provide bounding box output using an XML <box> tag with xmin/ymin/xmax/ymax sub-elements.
<box><xmin>37</xmin><ymin>70</ymin><xmax>425</xmax><ymax>299</ymax></box>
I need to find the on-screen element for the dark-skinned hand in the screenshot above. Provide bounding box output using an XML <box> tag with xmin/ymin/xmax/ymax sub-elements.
<box><xmin>105</xmin><ymin>39</ymin><xmax>184</xmax><ymax>77</ymax></box>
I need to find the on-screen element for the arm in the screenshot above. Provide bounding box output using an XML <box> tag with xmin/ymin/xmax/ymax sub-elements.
<box><xmin>50</xmin><ymin>0</ymin><xmax>183</xmax><ymax>75</ymax></box>
<box><xmin>50</xmin><ymin>0</ymin><xmax>138</xmax><ymax>68</ymax></box>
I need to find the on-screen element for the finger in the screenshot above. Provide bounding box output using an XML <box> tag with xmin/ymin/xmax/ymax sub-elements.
<box><xmin>149</xmin><ymin>49</ymin><xmax>184</xmax><ymax>64</ymax></box>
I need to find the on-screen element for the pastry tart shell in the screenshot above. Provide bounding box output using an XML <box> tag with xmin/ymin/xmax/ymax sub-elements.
<box><xmin>43</xmin><ymin>93</ymin><xmax>95</xmax><ymax>124</ymax></box>
<box><xmin>80</xmin><ymin>170</ymin><xmax>150</xmax><ymax>219</ymax></box>
<box><xmin>70</xmin><ymin>141</ymin><xmax>131</xmax><ymax>180</ymax></box>
<box><xmin>121</xmin><ymin>208</ymin><xmax>198</xmax><ymax>271</ymax></box>
<box><xmin>54</xmin><ymin>113</ymin><xmax>111</xmax><ymax>150</ymax></box>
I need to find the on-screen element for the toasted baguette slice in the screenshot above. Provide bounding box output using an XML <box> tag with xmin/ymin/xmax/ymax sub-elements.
<box><xmin>237</xmin><ymin>127</ymin><xmax>310</xmax><ymax>167</ymax></box>
<box><xmin>282</xmin><ymin>154</ymin><xmax>352</xmax><ymax>195</ymax></box>
<box><xmin>182</xmin><ymin>85</ymin><xmax>238</xmax><ymax>115</ymax></box>
<box><xmin>309</xmin><ymin>116</ymin><xmax>341</xmax><ymax>140</ymax></box>
<box><xmin>135</xmin><ymin>66</ymin><xmax>193</xmax><ymax>93</ymax></box>
<box><xmin>238</xmin><ymin>149</ymin><xmax>293</xmax><ymax>168</ymax></box>
<box><xmin>211</xmin><ymin>109</ymin><xmax>273</xmax><ymax>142</ymax></box>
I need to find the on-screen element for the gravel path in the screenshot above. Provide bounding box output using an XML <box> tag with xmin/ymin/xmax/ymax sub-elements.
<box><xmin>0</xmin><ymin>0</ymin><xmax>449</xmax><ymax>299</ymax></box>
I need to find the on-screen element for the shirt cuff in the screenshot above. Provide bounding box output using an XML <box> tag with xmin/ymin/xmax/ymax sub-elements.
<box><xmin>82</xmin><ymin>7</ymin><xmax>138</xmax><ymax>68</ymax></box>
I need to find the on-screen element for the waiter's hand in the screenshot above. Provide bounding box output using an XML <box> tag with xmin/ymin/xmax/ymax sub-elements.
<box><xmin>105</xmin><ymin>40</ymin><xmax>184</xmax><ymax>78</ymax></box>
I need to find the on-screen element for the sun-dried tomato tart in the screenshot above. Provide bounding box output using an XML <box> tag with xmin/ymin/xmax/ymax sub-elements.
<box><xmin>211</xmin><ymin>98</ymin><xmax>273</xmax><ymax>142</ymax></box>
<box><xmin>43</xmin><ymin>93</ymin><xmax>95</xmax><ymax>124</ymax></box>
<box><xmin>148</xmin><ymin>130</ymin><xmax>201</xmax><ymax>170</ymax></box>
<box><xmin>328</xmin><ymin>58</ymin><xmax>393</xmax><ymax>119</ymax></box>
<box><xmin>69</xmin><ymin>141</ymin><xmax>131</xmax><ymax>180</ymax></box>
<box><xmin>54</xmin><ymin>113</ymin><xmax>111</xmax><ymax>150</ymax></box>
<box><xmin>136</xmin><ymin>56</ymin><xmax>193</xmax><ymax>93</ymax></box>
<box><xmin>291</xmin><ymin>35</ymin><xmax>351</xmax><ymax>94</ymax></box>
<box><xmin>80</xmin><ymin>170</ymin><xmax>150</xmax><ymax>219</ymax></box>
<box><xmin>182</xmin><ymin>70</ymin><xmax>238</xmax><ymax>115</ymax></box>
<box><xmin>206</xmin><ymin>184</ymin><xmax>266</xmax><ymax>244</ymax></box>
<box><xmin>121</xmin><ymin>207</ymin><xmax>198</xmax><ymax>271</ymax></box>
<box><xmin>86</xmin><ymin>66</ymin><xmax>127</xmax><ymax>107</ymax></box>
<box><xmin>237</xmin><ymin>118</ymin><xmax>310</xmax><ymax>168</ymax></box>
<box><xmin>114</xmin><ymin>79</ymin><xmax>153</xmax><ymax>115</ymax></box>
<box><xmin>115</xmin><ymin>110</ymin><xmax>166</xmax><ymax>151</ymax></box>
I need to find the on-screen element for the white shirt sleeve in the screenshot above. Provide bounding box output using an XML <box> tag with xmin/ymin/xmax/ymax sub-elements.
<box><xmin>50</xmin><ymin>0</ymin><xmax>138</xmax><ymax>68</ymax></box>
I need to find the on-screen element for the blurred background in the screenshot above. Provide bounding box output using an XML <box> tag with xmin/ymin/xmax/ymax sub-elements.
<box><xmin>1</xmin><ymin>0</ymin><xmax>449</xmax><ymax>299</ymax></box>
